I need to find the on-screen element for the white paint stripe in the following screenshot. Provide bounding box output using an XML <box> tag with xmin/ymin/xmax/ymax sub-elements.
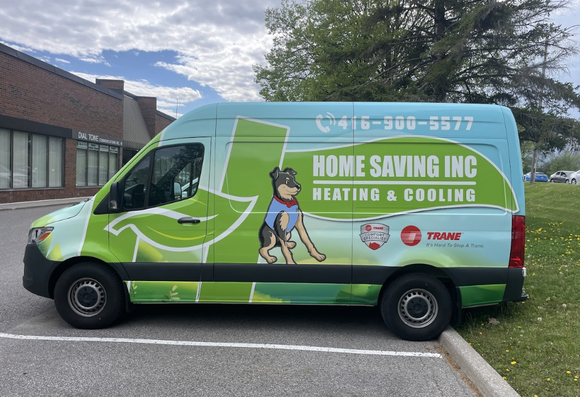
<box><xmin>132</xmin><ymin>236</ymin><xmax>140</xmax><ymax>262</ymax></box>
<box><xmin>249</xmin><ymin>282</ymin><xmax>256</xmax><ymax>303</ymax></box>
<box><xmin>313</xmin><ymin>180</ymin><xmax>476</xmax><ymax>186</ymax></box>
<box><xmin>0</xmin><ymin>332</ymin><xmax>441</xmax><ymax>358</ymax></box>
<box><xmin>195</xmin><ymin>281</ymin><xmax>202</xmax><ymax>302</ymax></box>
<box><xmin>77</xmin><ymin>198</ymin><xmax>94</xmax><ymax>257</ymax></box>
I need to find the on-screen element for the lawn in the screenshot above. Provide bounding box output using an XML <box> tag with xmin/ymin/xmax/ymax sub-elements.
<box><xmin>456</xmin><ymin>183</ymin><xmax>580</xmax><ymax>397</ymax></box>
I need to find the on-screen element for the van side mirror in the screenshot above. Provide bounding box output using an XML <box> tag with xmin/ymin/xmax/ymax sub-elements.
<box><xmin>109</xmin><ymin>182</ymin><xmax>122</xmax><ymax>212</ymax></box>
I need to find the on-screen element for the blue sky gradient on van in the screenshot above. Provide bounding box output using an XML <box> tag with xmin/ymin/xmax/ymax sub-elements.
<box><xmin>0</xmin><ymin>0</ymin><xmax>578</xmax><ymax>119</ymax></box>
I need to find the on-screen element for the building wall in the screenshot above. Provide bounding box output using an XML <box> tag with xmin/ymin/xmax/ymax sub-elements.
<box><xmin>156</xmin><ymin>111</ymin><xmax>174</xmax><ymax>133</ymax></box>
<box><xmin>0</xmin><ymin>45</ymin><xmax>174</xmax><ymax>204</ymax></box>
<box><xmin>0</xmin><ymin>53</ymin><xmax>123</xmax><ymax>138</ymax></box>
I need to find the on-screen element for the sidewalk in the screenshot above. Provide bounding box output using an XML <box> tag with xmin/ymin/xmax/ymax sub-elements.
<box><xmin>1</xmin><ymin>196</ymin><xmax>520</xmax><ymax>397</ymax></box>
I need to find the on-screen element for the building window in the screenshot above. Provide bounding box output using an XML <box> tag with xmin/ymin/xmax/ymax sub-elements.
<box><xmin>76</xmin><ymin>142</ymin><xmax>88</xmax><ymax>187</ymax></box>
<box><xmin>0</xmin><ymin>129</ymin><xmax>64</xmax><ymax>190</ymax></box>
<box><xmin>108</xmin><ymin>147</ymin><xmax>119</xmax><ymax>179</ymax></box>
<box><xmin>32</xmin><ymin>135</ymin><xmax>47</xmax><ymax>187</ymax></box>
<box><xmin>0</xmin><ymin>129</ymin><xmax>10</xmax><ymax>189</ymax></box>
<box><xmin>49</xmin><ymin>137</ymin><xmax>63</xmax><ymax>187</ymax></box>
<box><xmin>13</xmin><ymin>131</ymin><xmax>29</xmax><ymax>188</ymax></box>
<box><xmin>76</xmin><ymin>142</ymin><xmax>119</xmax><ymax>187</ymax></box>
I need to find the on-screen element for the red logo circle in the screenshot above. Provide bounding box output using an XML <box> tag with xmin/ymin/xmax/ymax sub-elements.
<box><xmin>365</xmin><ymin>224</ymin><xmax>372</xmax><ymax>232</ymax></box>
<box><xmin>401</xmin><ymin>226</ymin><xmax>422</xmax><ymax>246</ymax></box>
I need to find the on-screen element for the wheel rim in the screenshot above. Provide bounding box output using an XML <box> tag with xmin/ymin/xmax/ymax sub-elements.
<box><xmin>67</xmin><ymin>278</ymin><xmax>107</xmax><ymax>317</ymax></box>
<box><xmin>398</xmin><ymin>288</ymin><xmax>438</xmax><ymax>329</ymax></box>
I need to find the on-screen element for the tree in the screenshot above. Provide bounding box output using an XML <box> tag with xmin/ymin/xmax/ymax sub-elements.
<box><xmin>254</xmin><ymin>0</ymin><xmax>580</xmax><ymax>132</ymax></box>
<box><xmin>515</xmin><ymin>107</ymin><xmax>580</xmax><ymax>180</ymax></box>
<box><xmin>255</xmin><ymin>0</ymin><xmax>580</xmax><ymax>185</ymax></box>
<box><xmin>540</xmin><ymin>151</ymin><xmax>580</xmax><ymax>174</ymax></box>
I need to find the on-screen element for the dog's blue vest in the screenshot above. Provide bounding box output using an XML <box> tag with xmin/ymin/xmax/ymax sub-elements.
<box><xmin>265</xmin><ymin>197</ymin><xmax>299</xmax><ymax>231</ymax></box>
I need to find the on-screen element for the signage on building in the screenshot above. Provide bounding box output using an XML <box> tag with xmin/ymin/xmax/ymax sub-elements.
<box><xmin>73</xmin><ymin>130</ymin><xmax>123</xmax><ymax>147</ymax></box>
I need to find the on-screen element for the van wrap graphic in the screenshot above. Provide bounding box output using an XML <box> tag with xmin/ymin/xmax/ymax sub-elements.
<box><xmin>104</xmin><ymin>189</ymin><xmax>258</xmax><ymax>262</ymax></box>
<box><xmin>285</xmin><ymin>136</ymin><xmax>518</xmax><ymax>220</ymax></box>
<box><xmin>127</xmin><ymin>281</ymin><xmax>354</xmax><ymax>304</ymax></box>
<box><xmin>124</xmin><ymin>280</ymin><xmax>506</xmax><ymax>306</ymax></box>
<box><xmin>258</xmin><ymin>166</ymin><xmax>326</xmax><ymax>265</ymax></box>
<box><xmin>29</xmin><ymin>105</ymin><xmax>522</xmax><ymax>309</ymax></box>
<box><xmin>33</xmin><ymin>199</ymin><xmax>93</xmax><ymax>262</ymax></box>
<box><xmin>360</xmin><ymin>223</ymin><xmax>390</xmax><ymax>250</ymax></box>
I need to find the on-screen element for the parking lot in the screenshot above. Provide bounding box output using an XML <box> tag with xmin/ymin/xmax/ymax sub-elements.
<box><xmin>0</xmin><ymin>205</ymin><xmax>478</xmax><ymax>396</ymax></box>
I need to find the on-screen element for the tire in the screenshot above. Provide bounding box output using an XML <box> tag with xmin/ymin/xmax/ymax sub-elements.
<box><xmin>573</xmin><ymin>179</ymin><xmax>577</xmax><ymax>185</ymax></box>
<box><xmin>54</xmin><ymin>262</ymin><xmax>125</xmax><ymax>329</ymax></box>
<box><xmin>380</xmin><ymin>273</ymin><xmax>452</xmax><ymax>341</ymax></box>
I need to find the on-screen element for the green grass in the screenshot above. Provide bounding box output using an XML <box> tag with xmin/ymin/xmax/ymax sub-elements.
<box><xmin>456</xmin><ymin>183</ymin><xmax>580</xmax><ymax>397</ymax></box>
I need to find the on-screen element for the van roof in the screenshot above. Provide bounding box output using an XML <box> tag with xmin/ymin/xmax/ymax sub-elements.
<box><xmin>160</xmin><ymin>101</ymin><xmax>509</xmax><ymax>141</ymax></box>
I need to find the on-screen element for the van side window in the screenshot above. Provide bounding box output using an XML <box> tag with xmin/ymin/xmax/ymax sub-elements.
<box><xmin>148</xmin><ymin>144</ymin><xmax>204</xmax><ymax>207</ymax></box>
<box><xmin>122</xmin><ymin>155</ymin><xmax>151</xmax><ymax>210</ymax></box>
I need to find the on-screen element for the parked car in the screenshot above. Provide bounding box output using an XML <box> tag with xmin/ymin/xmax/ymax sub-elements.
<box><xmin>549</xmin><ymin>170</ymin><xmax>575</xmax><ymax>183</ymax></box>
<box><xmin>523</xmin><ymin>172</ymin><xmax>549</xmax><ymax>182</ymax></box>
<box><xmin>570</xmin><ymin>170</ymin><xmax>580</xmax><ymax>184</ymax></box>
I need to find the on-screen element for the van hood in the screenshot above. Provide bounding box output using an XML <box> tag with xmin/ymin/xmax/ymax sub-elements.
<box><xmin>31</xmin><ymin>198</ymin><xmax>93</xmax><ymax>228</ymax></box>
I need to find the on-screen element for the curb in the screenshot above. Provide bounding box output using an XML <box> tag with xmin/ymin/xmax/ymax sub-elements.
<box><xmin>0</xmin><ymin>197</ymin><xmax>93</xmax><ymax>211</ymax></box>
<box><xmin>439</xmin><ymin>326</ymin><xmax>520</xmax><ymax>397</ymax></box>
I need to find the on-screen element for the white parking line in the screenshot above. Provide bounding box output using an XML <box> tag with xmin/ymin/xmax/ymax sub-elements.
<box><xmin>0</xmin><ymin>332</ymin><xmax>441</xmax><ymax>358</ymax></box>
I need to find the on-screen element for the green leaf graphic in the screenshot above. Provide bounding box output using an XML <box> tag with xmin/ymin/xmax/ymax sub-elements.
<box><xmin>284</xmin><ymin>136</ymin><xmax>517</xmax><ymax>219</ymax></box>
<box><xmin>106</xmin><ymin>188</ymin><xmax>257</xmax><ymax>251</ymax></box>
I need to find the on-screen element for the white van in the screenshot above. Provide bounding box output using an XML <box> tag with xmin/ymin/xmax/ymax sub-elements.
<box><xmin>23</xmin><ymin>102</ymin><xmax>527</xmax><ymax>341</ymax></box>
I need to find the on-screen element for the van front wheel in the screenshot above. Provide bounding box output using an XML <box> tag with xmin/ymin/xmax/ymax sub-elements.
<box><xmin>54</xmin><ymin>262</ymin><xmax>125</xmax><ymax>329</ymax></box>
<box><xmin>381</xmin><ymin>273</ymin><xmax>452</xmax><ymax>341</ymax></box>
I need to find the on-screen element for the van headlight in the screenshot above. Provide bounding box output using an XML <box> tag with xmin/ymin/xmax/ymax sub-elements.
<box><xmin>28</xmin><ymin>227</ymin><xmax>54</xmax><ymax>244</ymax></box>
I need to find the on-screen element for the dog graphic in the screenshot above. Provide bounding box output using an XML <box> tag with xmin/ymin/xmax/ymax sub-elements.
<box><xmin>259</xmin><ymin>167</ymin><xmax>326</xmax><ymax>265</ymax></box>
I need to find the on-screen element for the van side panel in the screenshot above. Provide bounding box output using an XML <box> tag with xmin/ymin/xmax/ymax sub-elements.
<box><xmin>207</xmin><ymin>103</ymin><xmax>355</xmax><ymax>303</ymax></box>
<box><xmin>31</xmin><ymin>102</ymin><xmax>522</xmax><ymax>309</ymax></box>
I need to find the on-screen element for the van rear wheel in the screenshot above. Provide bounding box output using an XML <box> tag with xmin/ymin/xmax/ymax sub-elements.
<box><xmin>54</xmin><ymin>262</ymin><xmax>125</xmax><ymax>329</ymax></box>
<box><xmin>380</xmin><ymin>273</ymin><xmax>452</xmax><ymax>341</ymax></box>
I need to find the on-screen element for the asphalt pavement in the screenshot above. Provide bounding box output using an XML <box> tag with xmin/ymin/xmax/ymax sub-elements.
<box><xmin>0</xmin><ymin>196</ymin><xmax>520</xmax><ymax>397</ymax></box>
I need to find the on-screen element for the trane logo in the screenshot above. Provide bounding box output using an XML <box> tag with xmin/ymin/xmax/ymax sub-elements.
<box><xmin>427</xmin><ymin>232</ymin><xmax>462</xmax><ymax>241</ymax></box>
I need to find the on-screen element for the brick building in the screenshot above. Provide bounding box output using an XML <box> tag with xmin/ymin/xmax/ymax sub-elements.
<box><xmin>0</xmin><ymin>43</ymin><xmax>175</xmax><ymax>203</ymax></box>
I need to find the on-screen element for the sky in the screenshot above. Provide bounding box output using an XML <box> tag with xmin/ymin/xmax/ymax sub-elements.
<box><xmin>0</xmin><ymin>0</ymin><xmax>579</xmax><ymax>119</ymax></box>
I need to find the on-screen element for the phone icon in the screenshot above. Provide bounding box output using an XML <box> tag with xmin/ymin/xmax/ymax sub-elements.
<box><xmin>316</xmin><ymin>114</ymin><xmax>331</xmax><ymax>133</ymax></box>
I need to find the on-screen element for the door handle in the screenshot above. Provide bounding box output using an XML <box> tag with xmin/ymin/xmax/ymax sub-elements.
<box><xmin>178</xmin><ymin>217</ymin><xmax>201</xmax><ymax>224</ymax></box>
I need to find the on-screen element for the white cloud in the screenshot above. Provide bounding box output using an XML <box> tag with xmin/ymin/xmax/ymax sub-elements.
<box><xmin>2</xmin><ymin>0</ymin><xmax>577</xmax><ymax>107</ymax></box>
<box><xmin>78</xmin><ymin>55</ymin><xmax>111</xmax><ymax>65</ymax></box>
<box><xmin>0</xmin><ymin>0</ymin><xmax>279</xmax><ymax>102</ymax></box>
<box><xmin>0</xmin><ymin>40</ymin><xmax>35</xmax><ymax>54</ymax></box>
<box><xmin>155</xmin><ymin>35</ymin><xmax>272</xmax><ymax>102</ymax></box>
<box><xmin>71</xmin><ymin>72</ymin><xmax>203</xmax><ymax>115</ymax></box>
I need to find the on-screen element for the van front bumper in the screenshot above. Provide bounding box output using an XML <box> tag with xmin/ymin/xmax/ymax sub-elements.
<box><xmin>23</xmin><ymin>243</ymin><xmax>59</xmax><ymax>299</ymax></box>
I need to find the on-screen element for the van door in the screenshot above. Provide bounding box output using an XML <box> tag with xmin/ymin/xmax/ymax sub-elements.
<box><xmin>207</xmin><ymin>104</ymin><xmax>354</xmax><ymax>304</ymax></box>
<box><xmin>107</xmin><ymin>139</ymin><xmax>211</xmax><ymax>302</ymax></box>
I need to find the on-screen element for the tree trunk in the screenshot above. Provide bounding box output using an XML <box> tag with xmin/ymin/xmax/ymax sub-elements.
<box><xmin>432</xmin><ymin>0</ymin><xmax>447</xmax><ymax>102</ymax></box>
<box><xmin>530</xmin><ymin>147</ymin><xmax>538</xmax><ymax>185</ymax></box>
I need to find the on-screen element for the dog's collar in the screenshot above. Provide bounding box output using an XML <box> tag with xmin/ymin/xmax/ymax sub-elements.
<box><xmin>273</xmin><ymin>195</ymin><xmax>298</xmax><ymax>208</ymax></box>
